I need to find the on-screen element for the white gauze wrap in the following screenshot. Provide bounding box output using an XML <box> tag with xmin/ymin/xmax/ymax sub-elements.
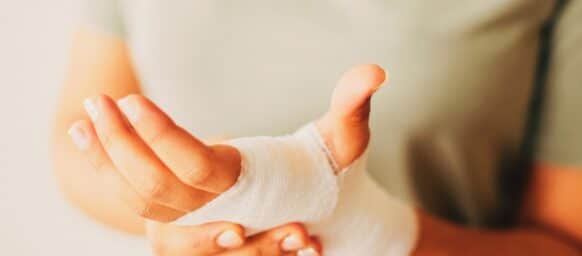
<box><xmin>174</xmin><ymin>123</ymin><xmax>418</xmax><ymax>255</ymax></box>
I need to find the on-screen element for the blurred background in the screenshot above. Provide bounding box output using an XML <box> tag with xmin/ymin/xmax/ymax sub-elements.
<box><xmin>0</xmin><ymin>1</ymin><xmax>147</xmax><ymax>255</ymax></box>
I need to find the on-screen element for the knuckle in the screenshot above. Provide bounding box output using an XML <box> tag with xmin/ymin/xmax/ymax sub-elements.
<box><xmin>135</xmin><ymin>201</ymin><xmax>155</xmax><ymax>219</ymax></box>
<box><xmin>100</xmin><ymin>126</ymin><xmax>129</xmax><ymax>152</ymax></box>
<box><xmin>185</xmin><ymin>162</ymin><xmax>213</xmax><ymax>186</ymax></box>
<box><xmin>114</xmin><ymin>179</ymin><xmax>161</xmax><ymax>220</ymax></box>
<box><xmin>141</xmin><ymin>177</ymin><xmax>171</xmax><ymax>202</ymax></box>
<box><xmin>147</xmin><ymin>118</ymin><xmax>176</xmax><ymax>146</ymax></box>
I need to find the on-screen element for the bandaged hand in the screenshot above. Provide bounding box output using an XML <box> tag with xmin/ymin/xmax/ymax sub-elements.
<box><xmin>67</xmin><ymin>64</ymin><xmax>381</xmax><ymax>220</ymax></box>
<box><xmin>68</xmin><ymin>64</ymin><xmax>417</xmax><ymax>255</ymax></box>
<box><xmin>173</xmin><ymin>65</ymin><xmax>417</xmax><ymax>255</ymax></box>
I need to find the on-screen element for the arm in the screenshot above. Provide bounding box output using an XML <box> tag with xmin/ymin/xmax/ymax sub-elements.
<box><xmin>51</xmin><ymin>28</ymin><xmax>144</xmax><ymax>234</ymax></box>
<box><xmin>414</xmin><ymin>166</ymin><xmax>581</xmax><ymax>255</ymax></box>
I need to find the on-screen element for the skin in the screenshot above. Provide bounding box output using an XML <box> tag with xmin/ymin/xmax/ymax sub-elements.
<box><xmin>53</xmin><ymin>28</ymin><xmax>320</xmax><ymax>255</ymax></box>
<box><xmin>52</xmin><ymin>28</ymin><xmax>582</xmax><ymax>255</ymax></box>
<box><xmin>147</xmin><ymin>221</ymin><xmax>321</xmax><ymax>256</ymax></box>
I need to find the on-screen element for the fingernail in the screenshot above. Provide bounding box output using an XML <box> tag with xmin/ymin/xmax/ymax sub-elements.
<box><xmin>298</xmin><ymin>248</ymin><xmax>319</xmax><ymax>256</ymax></box>
<box><xmin>217</xmin><ymin>230</ymin><xmax>243</xmax><ymax>248</ymax></box>
<box><xmin>83</xmin><ymin>98</ymin><xmax>99</xmax><ymax>122</ymax></box>
<box><xmin>68</xmin><ymin>123</ymin><xmax>90</xmax><ymax>150</ymax></box>
<box><xmin>282</xmin><ymin>235</ymin><xmax>304</xmax><ymax>251</ymax></box>
<box><xmin>118</xmin><ymin>97</ymin><xmax>139</xmax><ymax>123</ymax></box>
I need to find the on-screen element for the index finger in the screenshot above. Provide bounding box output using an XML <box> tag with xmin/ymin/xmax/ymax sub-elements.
<box><xmin>84</xmin><ymin>95</ymin><xmax>215</xmax><ymax>212</ymax></box>
<box><xmin>117</xmin><ymin>94</ymin><xmax>241</xmax><ymax>193</ymax></box>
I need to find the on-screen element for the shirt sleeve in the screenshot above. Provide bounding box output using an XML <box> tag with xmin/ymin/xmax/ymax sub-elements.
<box><xmin>536</xmin><ymin>0</ymin><xmax>582</xmax><ymax>166</ymax></box>
<box><xmin>79</xmin><ymin>0</ymin><xmax>126</xmax><ymax>38</ymax></box>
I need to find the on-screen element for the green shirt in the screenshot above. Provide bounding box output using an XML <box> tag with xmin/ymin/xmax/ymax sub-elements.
<box><xmin>82</xmin><ymin>0</ymin><xmax>582</xmax><ymax>227</ymax></box>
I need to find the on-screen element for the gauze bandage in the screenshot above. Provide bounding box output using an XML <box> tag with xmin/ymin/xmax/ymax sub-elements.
<box><xmin>174</xmin><ymin>123</ymin><xmax>418</xmax><ymax>255</ymax></box>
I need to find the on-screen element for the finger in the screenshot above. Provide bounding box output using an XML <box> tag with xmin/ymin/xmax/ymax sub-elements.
<box><xmin>296</xmin><ymin>237</ymin><xmax>323</xmax><ymax>256</ymax></box>
<box><xmin>317</xmin><ymin>64</ymin><xmax>386</xmax><ymax>170</ymax></box>
<box><xmin>68</xmin><ymin>120</ymin><xmax>185</xmax><ymax>222</ymax></box>
<box><xmin>327</xmin><ymin>63</ymin><xmax>386</xmax><ymax>122</ymax></box>
<box><xmin>83</xmin><ymin>95</ymin><xmax>215</xmax><ymax>212</ymax></box>
<box><xmin>218</xmin><ymin>223</ymin><xmax>310</xmax><ymax>256</ymax></box>
<box><xmin>116</xmin><ymin>94</ymin><xmax>240</xmax><ymax>193</ymax></box>
<box><xmin>147</xmin><ymin>221</ymin><xmax>245</xmax><ymax>256</ymax></box>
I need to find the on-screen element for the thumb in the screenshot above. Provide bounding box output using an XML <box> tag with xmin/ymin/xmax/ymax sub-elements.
<box><xmin>328</xmin><ymin>64</ymin><xmax>386</xmax><ymax>122</ymax></box>
<box><xmin>317</xmin><ymin>64</ymin><xmax>387</xmax><ymax>171</ymax></box>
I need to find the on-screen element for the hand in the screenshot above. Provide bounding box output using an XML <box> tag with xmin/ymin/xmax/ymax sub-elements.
<box><xmin>68</xmin><ymin>94</ymin><xmax>242</xmax><ymax>221</ymax></box>
<box><xmin>67</xmin><ymin>64</ymin><xmax>384</xmax><ymax>221</ymax></box>
<box><xmin>147</xmin><ymin>221</ymin><xmax>321</xmax><ymax>256</ymax></box>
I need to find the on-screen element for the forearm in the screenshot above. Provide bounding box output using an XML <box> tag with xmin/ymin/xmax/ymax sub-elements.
<box><xmin>413</xmin><ymin>210</ymin><xmax>580</xmax><ymax>256</ymax></box>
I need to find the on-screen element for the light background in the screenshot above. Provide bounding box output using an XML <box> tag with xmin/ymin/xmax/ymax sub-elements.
<box><xmin>0</xmin><ymin>1</ymin><xmax>147</xmax><ymax>255</ymax></box>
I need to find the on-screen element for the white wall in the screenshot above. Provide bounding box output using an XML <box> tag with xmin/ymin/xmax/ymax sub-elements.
<box><xmin>0</xmin><ymin>1</ymin><xmax>147</xmax><ymax>255</ymax></box>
